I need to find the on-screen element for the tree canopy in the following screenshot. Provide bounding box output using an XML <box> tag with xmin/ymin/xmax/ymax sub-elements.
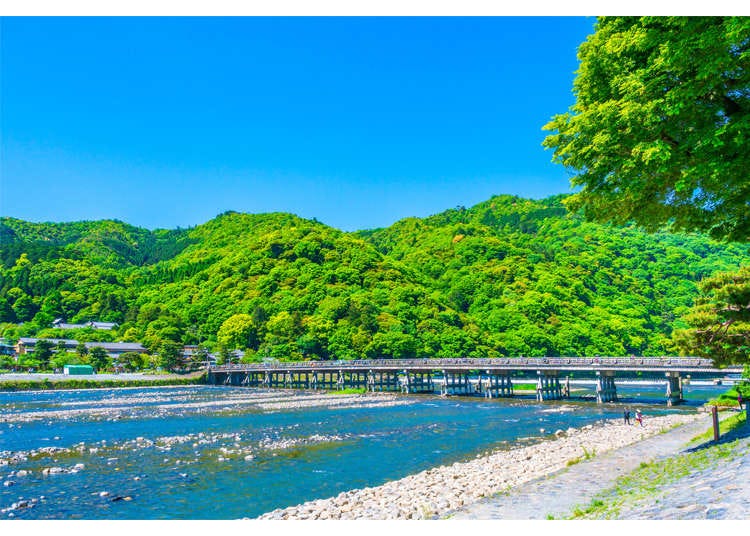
<box><xmin>543</xmin><ymin>16</ymin><xmax>750</xmax><ymax>242</ymax></box>
<box><xmin>673</xmin><ymin>265</ymin><xmax>750</xmax><ymax>366</ymax></box>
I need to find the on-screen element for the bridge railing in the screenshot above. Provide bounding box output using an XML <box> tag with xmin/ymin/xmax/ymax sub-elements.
<box><xmin>209</xmin><ymin>356</ymin><xmax>718</xmax><ymax>372</ymax></box>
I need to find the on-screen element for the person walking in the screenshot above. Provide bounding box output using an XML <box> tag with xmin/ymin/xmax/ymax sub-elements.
<box><xmin>635</xmin><ymin>409</ymin><xmax>644</xmax><ymax>427</ymax></box>
<box><xmin>623</xmin><ymin>408</ymin><xmax>631</xmax><ymax>425</ymax></box>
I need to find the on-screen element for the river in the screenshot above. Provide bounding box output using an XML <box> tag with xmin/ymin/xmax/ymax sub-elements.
<box><xmin>0</xmin><ymin>382</ymin><xmax>726</xmax><ymax>519</ymax></box>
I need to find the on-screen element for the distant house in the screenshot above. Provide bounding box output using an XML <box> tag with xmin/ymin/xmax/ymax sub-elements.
<box><xmin>88</xmin><ymin>321</ymin><xmax>118</xmax><ymax>330</ymax></box>
<box><xmin>182</xmin><ymin>345</ymin><xmax>217</xmax><ymax>366</ymax></box>
<box><xmin>0</xmin><ymin>338</ymin><xmax>15</xmax><ymax>356</ymax></box>
<box><xmin>16</xmin><ymin>337</ymin><xmax>78</xmax><ymax>355</ymax></box>
<box><xmin>85</xmin><ymin>341</ymin><xmax>147</xmax><ymax>359</ymax></box>
<box><xmin>51</xmin><ymin>319</ymin><xmax>118</xmax><ymax>330</ymax></box>
<box><xmin>16</xmin><ymin>338</ymin><xmax>146</xmax><ymax>360</ymax></box>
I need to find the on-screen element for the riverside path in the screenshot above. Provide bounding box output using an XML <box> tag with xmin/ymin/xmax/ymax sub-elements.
<box><xmin>208</xmin><ymin>357</ymin><xmax>742</xmax><ymax>405</ymax></box>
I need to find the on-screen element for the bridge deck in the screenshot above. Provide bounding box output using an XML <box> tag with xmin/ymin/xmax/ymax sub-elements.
<box><xmin>210</xmin><ymin>357</ymin><xmax>741</xmax><ymax>375</ymax></box>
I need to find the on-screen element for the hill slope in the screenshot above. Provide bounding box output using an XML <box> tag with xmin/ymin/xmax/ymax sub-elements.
<box><xmin>1</xmin><ymin>195</ymin><xmax>747</xmax><ymax>358</ymax></box>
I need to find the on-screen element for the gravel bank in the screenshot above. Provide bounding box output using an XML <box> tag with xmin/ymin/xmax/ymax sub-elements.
<box><xmin>258</xmin><ymin>411</ymin><xmax>705</xmax><ymax>520</ymax></box>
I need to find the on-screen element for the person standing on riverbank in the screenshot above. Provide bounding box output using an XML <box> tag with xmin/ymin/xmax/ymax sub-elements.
<box><xmin>738</xmin><ymin>389</ymin><xmax>744</xmax><ymax>410</ymax></box>
<box><xmin>635</xmin><ymin>410</ymin><xmax>644</xmax><ymax>427</ymax></box>
<box><xmin>624</xmin><ymin>408</ymin><xmax>631</xmax><ymax>425</ymax></box>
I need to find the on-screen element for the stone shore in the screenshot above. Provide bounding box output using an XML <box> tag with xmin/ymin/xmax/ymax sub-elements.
<box><xmin>258</xmin><ymin>411</ymin><xmax>705</xmax><ymax>520</ymax></box>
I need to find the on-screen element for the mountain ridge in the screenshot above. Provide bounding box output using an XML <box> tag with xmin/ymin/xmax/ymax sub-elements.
<box><xmin>1</xmin><ymin>194</ymin><xmax>747</xmax><ymax>360</ymax></box>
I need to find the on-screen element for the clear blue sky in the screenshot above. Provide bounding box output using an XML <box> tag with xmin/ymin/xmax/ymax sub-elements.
<box><xmin>0</xmin><ymin>17</ymin><xmax>595</xmax><ymax>231</ymax></box>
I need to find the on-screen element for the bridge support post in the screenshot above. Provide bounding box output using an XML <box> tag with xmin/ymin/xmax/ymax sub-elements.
<box><xmin>665</xmin><ymin>372</ymin><xmax>683</xmax><ymax>406</ymax></box>
<box><xmin>481</xmin><ymin>371</ymin><xmax>513</xmax><ymax>398</ymax></box>
<box><xmin>404</xmin><ymin>371</ymin><xmax>434</xmax><ymax>393</ymax></box>
<box><xmin>536</xmin><ymin>370</ymin><xmax>561</xmax><ymax>401</ymax></box>
<box><xmin>595</xmin><ymin>371</ymin><xmax>617</xmax><ymax>403</ymax></box>
<box><xmin>441</xmin><ymin>371</ymin><xmax>471</xmax><ymax>396</ymax></box>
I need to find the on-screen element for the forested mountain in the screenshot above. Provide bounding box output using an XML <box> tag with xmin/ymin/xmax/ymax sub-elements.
<box><xmin>1</xmin><ymin>195</ymin><xmax>747</xmax><ymax>359</ymax></box>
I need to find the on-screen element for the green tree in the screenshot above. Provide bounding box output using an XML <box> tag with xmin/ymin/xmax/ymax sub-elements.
<box><xmin>544</xmin><ymin>16</ymin><xmax>750</xmax><ymax>365</ymax></box>
<box><xmin>158</xmin><ymin>341</ymin><xmax>182</xmax><ymax>372</ymax></box>
<box><xmin>32</xmin><ymin>339</ymin><xmax>54</xmax><ymax>370</ymax></box>
<box><xmin>0</xmin><ymin>354</ymin><xmax>14</xmax><ymax>371</ymax></box>
<box><xmin>119</xmin><ymin>351</ymin><xmax>145</xmax><ymax>372</ymax></box>
<box><xmin>51</xmin><ymin>351</ymin><xmax>80</xmax><ymax>370</ymax></box>
<box><xmin>89</xmin><ymin>346</ymin><xmax>111</xmax><ymax>372</ymax></box>
<box><xmin>217</xmin><ymin>313</ymin><xmax>257</xmax><ymax>351</ymax></box>
<box><xmin>673</xmin><ymin>266</ymin><xmax>750</xmax><ymax>366</ymax></box>
<box><xmin>543</xmin><ymin>17</ymin><xmax>750</xmax><ymax>242</ymax></box>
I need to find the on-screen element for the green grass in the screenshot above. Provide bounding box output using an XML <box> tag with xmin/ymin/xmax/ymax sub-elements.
<box><xmin>329</xmin><ymin>387</ymin><xmax>367</xmax><ymax>395</ymax></box>
<box><xmin>707</xmin><ymin>384</ymin><xmax>748</xmax><ymax>407</ymax></box>
<box><xmin>566</xmin><ymin>445</ymin><xmax>597</xmax><ymax>467</ymax></box>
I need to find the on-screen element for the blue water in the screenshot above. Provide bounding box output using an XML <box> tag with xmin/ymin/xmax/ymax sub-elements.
<box><xmin>0</xmin><ymin>384</ymin><xmax>725</xmax><ymax>519</ymax></box>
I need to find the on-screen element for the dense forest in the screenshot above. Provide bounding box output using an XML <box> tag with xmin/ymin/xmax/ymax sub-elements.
<box><xmin>0</xmin><ymin>194</ymin><xmax>747</xmax><ymax>362</ymax></box>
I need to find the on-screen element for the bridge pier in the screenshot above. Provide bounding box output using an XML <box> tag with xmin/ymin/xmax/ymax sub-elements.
<box><xmin>369</xmin><ymin>370</ymin><xmax>401</xmax><ymax>392</ymax></box>
<box><xmin>286</xmin><ymin>371</ymin><xmax>309</xmax><ymax>389</ymax></box>
<box><xmin>247</xmin><ymin>371</ymin><xmax>264</xmax><ymax>387</ymax></box>
<box><xmin>314</xmin><ymin>371</ymin><xmax>339</xmax><ymax>390</ymax></box>
<box><xmin>665</xmin><ymin>372</ymin><xmax>683</xmax><ymax>406</ymax></box>
<box><xmin>479</xmin><ymin>371</ymin><xmax>514</xmax><ymax>398</ymax></box>
<box><xmin>441</xmin><ymin>370</ymin><xmax>471</xmax><ymax>396</ymax></box>
<box><xmin>401</xmin><ymin>371</ymin><xmax>434</xmax><ymax>393</ymax></box>
<box><xmin>339</xmin><ymin>370</ymin><xmax>368</xmax><ymax>390</ymax></box>
<box><xmin>596</xmin><ymin>371</ymin><xmax>617</xmax><ymax>403</ymax></box>
<box><xmin>536</xmin><ymin>370</ymin><xmax>562</xmax><ymax>401</ymax></box>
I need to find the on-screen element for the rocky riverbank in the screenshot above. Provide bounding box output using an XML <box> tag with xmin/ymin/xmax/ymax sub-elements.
<box><xmin>258</xmin><ymin>411</ymin><xmax>706</xmax><ymax>520</ymax></box>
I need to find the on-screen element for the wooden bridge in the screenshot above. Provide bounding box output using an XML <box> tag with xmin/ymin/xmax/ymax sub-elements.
<box><xmin>207</xmin><ymin>357</ymin><xmax>743</xmax><ymax>405</ymax></box>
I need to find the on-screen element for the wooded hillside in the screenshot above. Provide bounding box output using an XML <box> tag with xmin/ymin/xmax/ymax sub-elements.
<box><xmin>1</xmin><ymin>195</ymin><xmax>746</xmax><ymax>359</ymax></box>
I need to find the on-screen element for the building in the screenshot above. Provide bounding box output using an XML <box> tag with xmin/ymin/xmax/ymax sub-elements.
<box><xmin>0</xmin><ymin>338</ymin><xmax>15</xmax><ymax>356</ymax></box>
<box><xmin>15</xmin><ymin>338</ymin><xmax>147</xmax><ymax>360</ymax></box>
<box><xmin>51</xmin><ymin>319</ymin><xmax>118</xmax><ymax>330</ymax></box>
<box><xmin>182</xmin><ymin>345</ymin><xmax>217</xmax><ymax>366</ymax></box>
<box><xmin>16</xmin><ymin>338</ymin><xmax>78</xmax><ymax>354</ymax></box>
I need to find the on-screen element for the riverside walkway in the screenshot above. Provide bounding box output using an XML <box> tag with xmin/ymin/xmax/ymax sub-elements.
<box><xmin>450</xmin><ymin>411</ymin><xmax>750</xmax><ymax>520</ymax></box>
<box><xmin>208</xmin><ymin>357</ymin><xmax>741</xmax><ymax>405</ymax></box>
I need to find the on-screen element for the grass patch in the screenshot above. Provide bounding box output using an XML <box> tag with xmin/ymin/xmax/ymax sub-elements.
<box><xmin>329</xmin><ymin>387</ymin><xmax>367</xmax><ymax>395</ymax></box>
<box><xmin>707</xmin><ymin>384</ymin><xmax>748</xmax><ymax>407</ymax></box>
<box><xmin>566</xmin><ymin>446</ymin><xmax>596</xmax><ymax>467</ymax></box>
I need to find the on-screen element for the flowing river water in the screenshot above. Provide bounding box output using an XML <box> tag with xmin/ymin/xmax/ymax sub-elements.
<box><xmin>0</xmin><ymin>382</ymin><xmax>726</xmax><ymax>519</ymax></box>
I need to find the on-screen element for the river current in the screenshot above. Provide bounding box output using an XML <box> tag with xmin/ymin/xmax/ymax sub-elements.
<box><xmin>0</xmin><ymin>383</ymin><xmax>724</xmax><ymax>519</ymax></box>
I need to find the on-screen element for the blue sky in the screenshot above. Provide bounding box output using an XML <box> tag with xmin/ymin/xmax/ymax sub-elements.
<box><xmin>0</xmin><ymin>17</ymin><xmax>595</xmax><ymax>231</ymax></box>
